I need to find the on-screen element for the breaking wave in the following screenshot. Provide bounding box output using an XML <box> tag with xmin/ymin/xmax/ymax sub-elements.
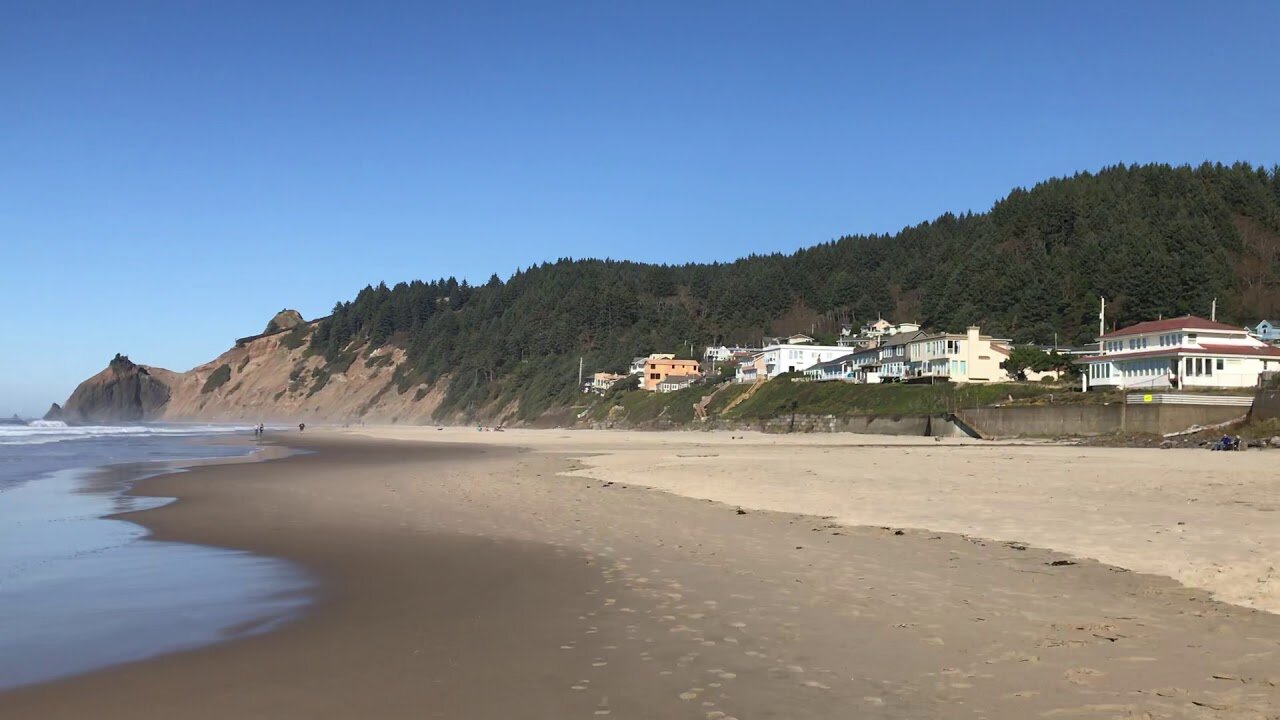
<box><xmin>0</xmin><ymin>423</ymin><xmax>255</xmax><ymax>446</ymax></box>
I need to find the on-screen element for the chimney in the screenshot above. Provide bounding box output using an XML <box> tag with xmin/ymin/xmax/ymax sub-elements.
<box><xmin>967</xmin><ymin>326</ymin><xmax>981</xmax><ymax>345</ymax></box>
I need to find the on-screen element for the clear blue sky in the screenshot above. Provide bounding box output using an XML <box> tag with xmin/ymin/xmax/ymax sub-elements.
<box><xmin>3</xmin><ymin>1</ymin><xmax>1278</xmax><ymax>417</ymax></box>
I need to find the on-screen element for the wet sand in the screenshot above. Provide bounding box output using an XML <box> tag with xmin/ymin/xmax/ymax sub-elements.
<box><xmin>4</xmin><ymin>431</ymin><xmax>1280</xmax><ymax>718</ymax></box>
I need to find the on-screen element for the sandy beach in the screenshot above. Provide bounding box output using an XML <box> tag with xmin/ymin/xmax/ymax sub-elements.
<box><xmin>4</xmin><ymin>428</ymin><xmax>1280</xmax><ymax>718</ymax></box>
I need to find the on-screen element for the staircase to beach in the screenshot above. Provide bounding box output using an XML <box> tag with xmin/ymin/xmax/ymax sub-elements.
<box><xmin>720</xmin><ymin>379</ymin><xmax>766</xmax><ymax>415</ymax></box>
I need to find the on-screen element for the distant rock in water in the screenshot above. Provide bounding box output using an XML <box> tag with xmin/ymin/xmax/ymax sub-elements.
<box><xmin>52</xmin><ymin>354</ymin><xmax>173</xmax><ymax>423</ymax></box>
<box><xmin>264</xmin><ymin>309</ymin><xmax>304</xmax><ymax>335</ymax></box>
<box><xmin>0</xmin><ymin>413</ymin><xmax>26</xmax><ymax>426</ymax></box>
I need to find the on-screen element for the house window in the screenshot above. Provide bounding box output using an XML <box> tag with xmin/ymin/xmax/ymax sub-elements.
<box><xmin>649</xmin><ymin>373</ymin><xmax>660</xmax><ymax>380</ymax></box>
<box><xmin>1185</xmin><ymin>358</ymin><xmax>1193</xmax><ymax>375</ymax></box>
<box><xmin>1206</xmin><ymin>358</ymin><xmax>1213</xmax><ymax>376</ymax></box>
<box><xmin>1216</xmin><ymin>358</ymin><xmax>1224</xmax><ymax>371</ymax></box>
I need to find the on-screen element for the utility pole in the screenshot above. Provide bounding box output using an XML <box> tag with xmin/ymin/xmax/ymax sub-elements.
<box><xmin>578</xmin><ymin>356</ymin><xmax>584</xmax><ymax>389</ymax></box>
<box><xmin>1099</xmin><ymin>297</ymin><xmax>1106</xmax><ymax>339</ymax></box>
<box><xmin>1211</xmin><ymin>298</ymin><xmax>1217</xmax><ymax>322</ymax></box>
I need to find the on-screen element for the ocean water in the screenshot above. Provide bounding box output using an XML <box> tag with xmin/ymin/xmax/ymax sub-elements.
<box><xmin>0</xmin><ymin>422</ymin><xmax>312</xmax><ymax>691</ymax></box>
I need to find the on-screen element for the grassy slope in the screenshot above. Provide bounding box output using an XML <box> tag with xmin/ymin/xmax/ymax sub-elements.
<box><xmin>722</xmin><ymin>377</ymin><xmax>1071</xmax><ymax>419</ymax></box>
<box><xmin>586</xmin><ymin>377</ymin><xmax>1089</xmax><ymax>427</ymax></box>
<box><xmin>579</xmin><ymin>374</ymin><xmax>1266</xmax><ymax>428</ymax></box>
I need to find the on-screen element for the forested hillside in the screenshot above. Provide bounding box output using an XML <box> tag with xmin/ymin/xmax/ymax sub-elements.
<box><xmin>310</xmin><ymin>163</ymin><xmax>1280</xmax><ymax>421</ymax></box>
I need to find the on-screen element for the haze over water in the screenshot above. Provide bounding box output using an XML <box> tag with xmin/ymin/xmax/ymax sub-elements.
<box><xmin>0</xmin><ymin>423</ymin><xmax>312</xmax><ymax>690</ymax></box>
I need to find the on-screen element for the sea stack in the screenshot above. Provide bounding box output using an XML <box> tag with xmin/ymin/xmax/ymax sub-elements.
<box><xmin>51</xmin><ymin>354</ymin><xmax>172</xmax><ymax>423</ymax></box>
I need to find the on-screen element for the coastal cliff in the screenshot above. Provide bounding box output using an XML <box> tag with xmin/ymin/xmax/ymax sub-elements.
<box><xmin>49</xmin><ymin>312</ymin><xmax>448</xmax><ymax>425</ymax></box>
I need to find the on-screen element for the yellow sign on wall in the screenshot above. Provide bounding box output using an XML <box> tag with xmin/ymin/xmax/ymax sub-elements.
<box><xmin>1143</xmin><ymin>394</ymin><xmax>1153</xmax><ymax>403</ymax></box>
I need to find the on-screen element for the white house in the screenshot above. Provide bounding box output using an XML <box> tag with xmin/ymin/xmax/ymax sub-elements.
<box><xmin>905</xmin><ymin>326</ymin><xmax>1012</xmax><ymax>383</ymax></box>
<box><xmin>629</xmin><ymin>357</ymin><xmax>648</xmax><ymax>376</ymax></box>
<box><xmin>703</xmin><ymin>345</ymin><xmax>757</xmax><ymax>363</ymax></box>
<box><xmin>1082</xmin><ymin>315</ymin><xmax>1280</xmax><ymax>390</ymax></box>
<box><xmin>803</xmin><ymin>353</ymin><xmax>859</xmax><ymax>382</ymax></box>
<box><xmin>734</xmin><ymin>342</ymin><xmax>849</xmax><ymax>382</ymax></box>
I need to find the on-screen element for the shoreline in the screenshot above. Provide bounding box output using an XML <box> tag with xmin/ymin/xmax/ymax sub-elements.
<box><xmin>5</xmin><ymin>429</ymin><xmax>1280</xmax><ymax>718</ymax></box>
<box><xmin>0</xmin><ymin>437</ymin><xmax>310</xmax><ymax>691</ymax></box>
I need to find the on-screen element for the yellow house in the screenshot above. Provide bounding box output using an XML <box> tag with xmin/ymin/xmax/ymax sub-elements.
<box><xmin>642</xmin><ymin>355</ymin><xmax>701</xmax><ymax>391</ymax></box>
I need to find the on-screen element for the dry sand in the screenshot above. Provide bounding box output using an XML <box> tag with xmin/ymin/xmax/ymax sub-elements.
<box><xmin>364</xmin><ymin>427</ymin><xmax>1280</xmax><ymax>614</ymax></box>
<box><xmin>4</xmin><ymin>429</ymin><xmax>1280</xmax><ymax>718</ymax></box>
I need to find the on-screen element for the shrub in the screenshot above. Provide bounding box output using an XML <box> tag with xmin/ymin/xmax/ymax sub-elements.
<box><xmin>201</xmin><ymin>365</ymin><xmax>232</xmax><ymax>394</ymax></box>
<box><xmin>280</xmin><ymin>325</ymin><xmax>309</xmax><ymax>350</ymax></box>
<box><xmin>328</xmin><ymin>349</ymin><xmax>358</xmax><ymax>375</ymax></box>
<box><xmin>308</xmin><ymin>370</ymin><xmax>331</xmax><ymax>397</ymax></box>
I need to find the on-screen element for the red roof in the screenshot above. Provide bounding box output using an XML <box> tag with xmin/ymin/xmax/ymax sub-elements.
<box><xmin>1080</xmin><ymin>343</ymin><xmax>1280</xmax><ymax>362</ymax></box>
<box><xmin>1099</xmin><ymin>315</ymin><xmax>1245</xmax><ymax>339</ymax></box>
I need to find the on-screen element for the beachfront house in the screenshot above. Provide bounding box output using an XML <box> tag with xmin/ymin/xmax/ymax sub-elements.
<box><xmin>656</xmin><ymin>374</ymin><xmax>700</xmax><ymax>393</ymax></box>
<box><xmin>876</xmin><ymin>327</ymin><xmax>925</xmax><ymax>381</ymax></box>
<box><xmin>1082</xmin><ymin>315</ymin><xmax>1280</xmax><ymax>390</ymax></box>
<box><xmin>642</xmin><ymin>355</ymin><xmax>702</xmax><ymax>391</ymax></box>
<box><xmin>1252</xmin><ymin>320</ymin><xmax>1280</xmax><ymax>343</ymax></box>
<box><xmin>587</xmin><ymin>372</ymin><xmax>627</xmax><ymax>394</ymax></box>
<box><xmin>905</xmin><ymin>326</ymin><xmax>1012</xmax><ymax>383</ymax></box>
<box><xmin>733</xmin><ymin>341</ymin><xmax>848</xmax><ymax>382</ymax></box>
<box><xmin>848</xmin><ymin>346</ymin><xmax>883</xmax><ymax>383</ymax></box>
<box><xmin>803</xmin><ymin>353</ymin><xmax>859</xmax><ymax>382</ymax></box>
<box><xmin>629</xmin><ymin>357</ymin><xmax>647</xmax><ymax>376</ymax></box>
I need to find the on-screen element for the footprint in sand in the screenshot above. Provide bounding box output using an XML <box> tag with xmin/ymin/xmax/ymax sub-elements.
<box><xmin>802</xmin><ymin>680</ymin><xmax>831</xmax><ymax>690</ymax></box>
<box><xmin>1064</xmin><ymin>667</ymin><xmax>1105</xmax><ymax>684</ymax></box>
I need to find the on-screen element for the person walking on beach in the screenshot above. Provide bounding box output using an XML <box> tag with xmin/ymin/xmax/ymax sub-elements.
<box><xmin>298</xmin><ymin>423</ymin><xmax>306</xmax><ymax>432</ymax></box>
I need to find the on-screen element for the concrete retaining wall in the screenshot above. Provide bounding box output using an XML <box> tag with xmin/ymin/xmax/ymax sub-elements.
<box><xmin>726</xmin><ymin>414</ymin><xmax>969</xmax><ymax>437</ymax></box>
<box><xmin>699</xmin><ymin>400</ymin><xmax>1253</xmax><ymax>439</ymax></box>
<box><xmin>1254</xmin><ymin>372</ymin><xmax>1280</xmax><ymax>421</ymax></box>
<box><xmin>958</xmin><ymin>403</ymin><xmax>1247</xmax><ymax>438</ymax></box>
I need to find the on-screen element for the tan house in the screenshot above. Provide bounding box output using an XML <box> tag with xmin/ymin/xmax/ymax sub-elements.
<box><xmin>642</xmin><ymin>355</ymin><xmax>701</xmax><ymax>391</ymax></box>
<box><xmin>905</xmin><ymin>326</ymin><xmax>1011</xmax><ymax>383</ymax></box>
<box><xmin>588</xmin><ymin>372</ymin><xmax>627</xmax><ymax>394</ymax></box>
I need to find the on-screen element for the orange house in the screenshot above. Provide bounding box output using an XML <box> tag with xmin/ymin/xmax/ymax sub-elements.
<box><xmin>642</xmin><ymin>354</ymin><xmax>701</xmax><ymax>391</ymax></box>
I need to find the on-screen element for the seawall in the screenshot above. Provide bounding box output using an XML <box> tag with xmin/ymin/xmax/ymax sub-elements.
<box><xmin>956</xmin><ymin>403</ymin><xmax>1245</xmax><ymax>437</ymax></box>
<box><xmin>1253</xmin><ymin>372</ymin><xmax>1280</xmax><ymax>421</ymax></box>
<box><xmin>697</xmin><ymin>402</ymin><xmax>1250</xmax><ymax>439</ymax></box>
